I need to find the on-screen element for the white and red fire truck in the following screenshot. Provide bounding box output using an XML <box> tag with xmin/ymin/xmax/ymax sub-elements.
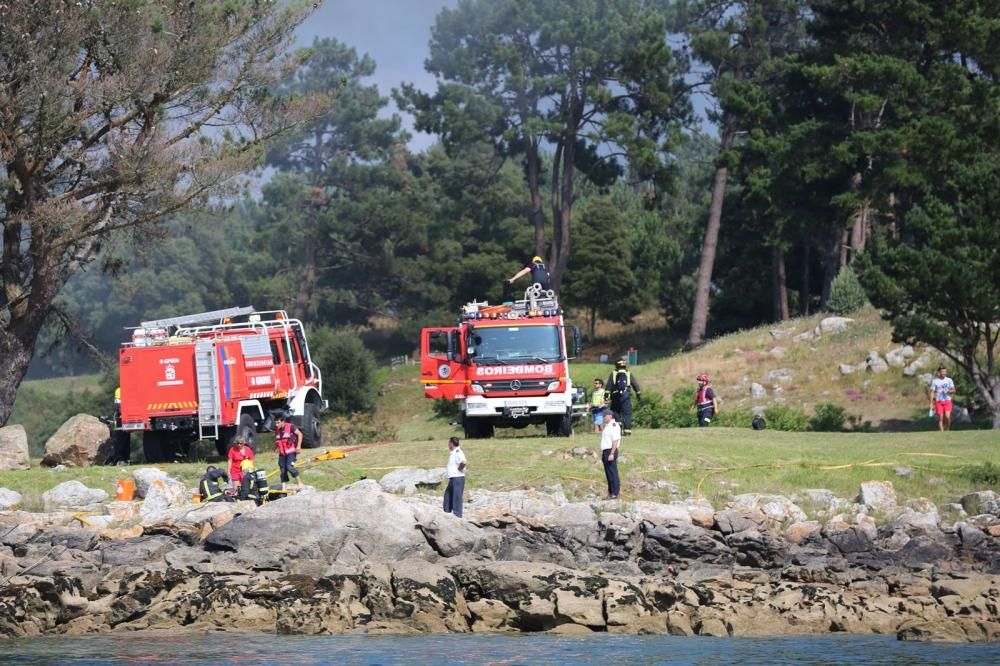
<box><xmin>421</xmin><ymin>286</ymin><xmax>586</xmax><ymax>438</ymax></box>
<box><xmin>117</xmin><ymin>307</ymin><xmax>326</xmax><ymax>462</ymax></box>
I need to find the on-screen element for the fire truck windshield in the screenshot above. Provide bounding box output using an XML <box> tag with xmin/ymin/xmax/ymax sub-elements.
<box><xmin>470</xmin><ymin>325</ymin><xmax>562</xmax><ymax>364</ymax></box>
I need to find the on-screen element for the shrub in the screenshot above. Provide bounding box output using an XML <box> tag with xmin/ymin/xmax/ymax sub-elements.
<box><xmin>432</xmin><ymin>398</ymin><xmax>462</xmax><ymax>421</ymax></box>
<box><xmin>962</xmin><ymin>462</ymin><xmax>1000</xmax><ymax>487</ymax></box>
<box><xmin>714</xmin><ymin>410</ymin><xmax>753</xmax><ymax>428</ymax></box>
<box><xmin>322</xmin><ymin>414</ymin><xmax>397</xmax><ymax>446</ymax></box>
<box><xmin>308</xmin><ymin>327</ymin><xmax>378</xmax><ymax>415</ymax></box>
<box><xmin>809</xmin><ymin>402</ymin><xmax>847</xmax><ymax>432</ymax></box>
<box><xmin>763</xmin><ymin>404</ymin><xmax>809</xmax><ymax>431</ymax></box>
<box><xmin>827</xmin><ymin>266</ymin><xmax>868</xmax><ymax>315</ymax></box>
<box><xmin>633</xmin><ymin>387</ymin><xmax>697</xmax><ymax>429</ymax></box>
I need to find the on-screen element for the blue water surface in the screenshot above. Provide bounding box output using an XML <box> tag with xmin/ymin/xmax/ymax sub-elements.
<box><xmin>0</xmin><ymin>633</ymin><xmax>996</xmax><ymax>665</ymax></box>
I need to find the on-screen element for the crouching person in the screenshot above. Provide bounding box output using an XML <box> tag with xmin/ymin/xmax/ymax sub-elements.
<box><xmin>199</xmin><ymin>466</ymin><xmax>234</xmax><ymax>502</ymax></box>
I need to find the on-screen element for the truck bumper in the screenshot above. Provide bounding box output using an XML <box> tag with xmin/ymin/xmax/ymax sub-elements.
<box><xmin>463</xmin><ymin>395</ymin><xmax>570</xmax><ymax>419</ymax></box>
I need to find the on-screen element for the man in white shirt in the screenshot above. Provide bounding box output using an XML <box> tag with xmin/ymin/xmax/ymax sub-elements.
<box><xmin>600</xmin><ymin>410</ymin><xmax>622</xmax><ymax>499</ymax></box>
<box><xmin>929</xmin><ymin>365</ymin><xmax>956</xmax><ymax>432</ymax></box>
<box><xmin>444</xmin><ymin>436</ymin><xmax>468</xmax><ymax>517</ymax></box>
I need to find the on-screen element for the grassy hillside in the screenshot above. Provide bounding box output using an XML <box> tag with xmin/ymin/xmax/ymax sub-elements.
<box><xmin>374</xmin><ymin>307</ymin><xmax>953</xmax><ymax>440</ymax></box>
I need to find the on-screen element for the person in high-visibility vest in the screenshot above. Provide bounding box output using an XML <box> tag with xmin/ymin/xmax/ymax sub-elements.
<box><xmin>199</xmin><ymin>466</ymin><xmax>233</xmax><ymax>502</ymax></box>
<box><xmin>590</xmin><ymin>378</ymin><xmax>608</xmax><ymax>433</ymax></box>
<box><xmin>606</xmin><ymin>358</ymin><xmax>640</xmax><ymax>436</ymax></box>
<box><xmin>274</xmin><ymin>414</ymin><xmax>305</xmax><ymax>491</ymax></box>
<box><xmin>693</xmin><ymin>374</ymin><xmax>719</xmax><ymax>427</ymax></box>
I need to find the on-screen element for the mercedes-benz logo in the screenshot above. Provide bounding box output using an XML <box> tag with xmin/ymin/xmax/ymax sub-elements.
<box><xmin>509</xmin><ymin>379</ymin><xmax>522</xmax><ymax>391</ymax></box>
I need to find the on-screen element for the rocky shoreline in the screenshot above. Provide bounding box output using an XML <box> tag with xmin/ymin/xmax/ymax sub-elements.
<box><xmin>0</xmin><ymin>476</ymin><xmax>998</xmax><ymax>642</ymax></box>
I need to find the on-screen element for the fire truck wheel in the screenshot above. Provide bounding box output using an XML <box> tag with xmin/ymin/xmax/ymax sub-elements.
<box><xmin>463</xmin><ymin>416</ymin><xmax>494</xmax><ymax>439</ymax></box>
<box><xmin>142</xmin><ymin>431</ymin><xmax>165</xmax><ymax>463</ymax></box>
<box><xmin>557</xmin><ymin>411</ymin><xmax>573</xmax><ymax>437</ymax></box>
<box><xmin>300</xmin><ymin>403</ymin><xmax>322</xmax><ymax>449</ymax></box>
<box><xmin>238</xmin><ymin>413</ymin><xmax>258</xmax><ymax>452</ymax></box>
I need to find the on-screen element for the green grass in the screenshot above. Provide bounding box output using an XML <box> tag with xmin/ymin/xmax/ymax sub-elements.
<box><xmin>3</xmin><ymin>428</ymin><xmax>995</xmax><ymax>517</ymax></box>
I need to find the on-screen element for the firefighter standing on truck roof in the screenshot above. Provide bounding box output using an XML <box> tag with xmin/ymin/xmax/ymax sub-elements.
<box><xmin>607</xmin><ymin>357</ymin><xmax>640</xmax><ymax>436</ymax></box>
<box><xmin>507</xmin><ymin>255</ymin><xmax>551</xmax><ymax>291</ymax></box>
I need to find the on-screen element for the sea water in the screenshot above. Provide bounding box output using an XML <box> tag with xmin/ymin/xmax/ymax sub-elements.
<box><xmin>0</xmin><ymin>633</ymin><xmax>997</xmax><ymax>665</ymax></box>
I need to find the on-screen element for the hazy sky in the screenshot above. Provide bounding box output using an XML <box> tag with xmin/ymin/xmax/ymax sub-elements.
<box><xmin>297</xmin><ymin>0</ymin><xmax>457</xmax><ymax>150</ymax></box>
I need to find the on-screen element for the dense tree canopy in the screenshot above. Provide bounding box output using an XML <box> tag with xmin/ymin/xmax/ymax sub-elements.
<box><xmin>0</xmin><ymin>0</ymin><xmax>320</xmax><ymax>425</ymax></box>
<box><xmin>8</xmin><ymin>0</ymin><xmax>1000</xmax><ymax>429</ymax></box>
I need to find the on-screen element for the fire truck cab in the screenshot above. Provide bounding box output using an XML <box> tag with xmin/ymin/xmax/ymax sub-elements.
<box><xmin>421</xmin><ymin>286</ymin><xmax>586</xmax><ymax>438</ymax></box>
<box><xmin>117</xmin><ymin>306</ymin><xmax>326</xmax><ymax>462</ymax></box>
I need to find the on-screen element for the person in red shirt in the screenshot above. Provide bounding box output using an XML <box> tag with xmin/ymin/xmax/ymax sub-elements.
<box><xmin>227</xmin><ymin>438</ymin><xmax>255</xmax><ymax>499</ymax></box>
<box><xmin>274</xmin><ymin>414</ymin><xmax>305</xmax><ymax>491</ymax></box>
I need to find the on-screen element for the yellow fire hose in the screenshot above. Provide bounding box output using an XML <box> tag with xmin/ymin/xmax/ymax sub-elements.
<box><xmin>263</xmin><ymin>447</ymin><xmax>347</xmax><ymax>480</ymax></box>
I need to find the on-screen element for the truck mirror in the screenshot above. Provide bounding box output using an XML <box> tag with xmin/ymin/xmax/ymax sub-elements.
<box><xmin>447</xmin><ymin>329</ymin><xmax>460</xmax><ymax>362</ymax></box>
<box><xmin>572</xmin><ymin>326</ymin><xmax>582</xmax><ymax>359</ymax></box>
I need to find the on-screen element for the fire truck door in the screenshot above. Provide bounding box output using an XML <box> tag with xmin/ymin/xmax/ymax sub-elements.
<box><xmin>420</xmin><ymin>327</ymin><xmax>465</xmax><ymax>399</ymax></box>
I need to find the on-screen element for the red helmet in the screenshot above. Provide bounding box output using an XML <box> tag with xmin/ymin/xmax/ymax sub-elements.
<box><xmin>697</xmin><ymin>374</ymin><xmax>710</xmax><ymax>382</ymax></box>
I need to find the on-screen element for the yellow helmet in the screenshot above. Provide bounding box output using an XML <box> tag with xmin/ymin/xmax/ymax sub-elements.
<box><xmin>532</xmin><ymin>255</ymin><xmax>543</xmax><ymax>263</ymax></box>
<box><xmin>240</xmin><ymin>459</ymin><xmax>255</xmax><ymax>473</ymax></box>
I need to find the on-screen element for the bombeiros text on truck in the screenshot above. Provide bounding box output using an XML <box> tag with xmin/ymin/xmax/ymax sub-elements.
<box><xmin>117</xmin><ymin>307</ymin><xmax>327</xmax><ymax>463</ymax></box>
<box><xmin>421</xmin><ymin>284</ymin><xmax>587</xmax><ymax>438</ymax></box>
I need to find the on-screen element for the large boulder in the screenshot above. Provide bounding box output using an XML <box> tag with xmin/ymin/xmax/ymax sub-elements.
<box><xmin>133</xmin><ymin>468</ymin><xmax>180</xmax><ymax>499</ymax></box>
<box><xmin>42</xmin><ymin>480</ymin><xmax>109</xmax><ymax>512</ymax></box>
<box><xmin>0</xmin><ymin>488</ymin><xmax>23</xmax><ymax>510</ymax></box>
<box><xmin>885</xmin><ymin>345</ymin><xmax>914</xmax><ymax>368</ymax></box>
<box><xmin>0</xmin><ymin>425</ymin><xmax>30</xmax><ymax>470</ymax></box>
<box><xmin>866</xmin><ymin>351</ymin><xmax>889</xmax><ymax>374</ymax></box>
<box><xmin>379</xmin><ymin>467</ymin><xmax>447</xmax><ymax>495</ymax></box>
<box><xmin>763</xmin><ymin>368</ymin><xmax>792</xmax><ymax>384</ymax></box>
<box><xmin>465</xmin><ymin>488</ymin><xmax>565</xmax><ymax>523</ymax></box>
<box><xmin>960</xmin><ymin>491</ymin><xmax>999</xmax><ymax>517</ymax></box>
<box><xmin>750</xmin><ymin>382</ymin><xmax>767</xmax><ymax>399</ymax></box>
<box><xmin>138</xmin><ymin>478</ymin><xmax>191</xmax><ymax>524</ymax></box>
<box><xmin>41</xmin><ymin>414</ymin><xmax>112</xmax><ymax>467</ymax></box>
<box><xmin>628</xmin><ymin>501</ymin><xmax>691</xmax><ymax>526</ymax></box>
<box><xmin>728</xmin><ymin>493</ymin><xmax>806</xmax><ymax>524</ymax></box>
<box><xmin>857</xmin><ymin>481</ymin><xmax>897</xmax><ymax>514</ymax></box>
<box><xmin>818</xmin><ymin>317</ymin><xmax>853</xmax><ymax>334</ymax></box>
<box><xmin>205</xmin><ymin>480</ymin><xmax>440</xmax><ymax>566</ymax></box>
<box><xmin>903</xmin><ymin>353</ymin><xmax>932</xmax><ymax>377</ymax></box>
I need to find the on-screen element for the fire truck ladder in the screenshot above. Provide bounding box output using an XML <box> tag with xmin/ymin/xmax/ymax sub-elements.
<box><xmin>195</xmin><ymin>340</ymin><xmax>222</xmax><ymax>440</ymax></box>
<box><xmin>142</xmin><ymin>306</ymin><xmax>256</xmax><ymax>330</ymax></box>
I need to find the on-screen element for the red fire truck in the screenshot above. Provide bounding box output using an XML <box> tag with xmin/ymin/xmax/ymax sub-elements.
<box><xmin>421</xmin><ymin>286</ymin><xmax>586</xmax><ymax>438</ymax></box>
<box><xmin>117</xmin><ymin>307</ymin><xmax>326</xmax><ymax>462</ymax></box>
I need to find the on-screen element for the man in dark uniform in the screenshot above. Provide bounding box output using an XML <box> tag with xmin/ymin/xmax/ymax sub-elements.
<box><xmin>507</xmin><ymin>255</ymin><xmax>551</xmax><ymax>291</ymax></box>
<box><xmin>199</xmin><ymin>466</ymin><xmax>234</xmax><ymax>502</ymax></box>
<box><xmin>606</xmin><ymin>357</ymin><xmax>640</xmax><ymax>436</ymax></box>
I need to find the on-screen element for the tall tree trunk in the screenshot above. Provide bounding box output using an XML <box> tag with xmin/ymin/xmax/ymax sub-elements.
<box><xmin>526</xmin><ymin>143</ymin><xmax>546</xmax><ymax>258</ymax></box>
<box><xmin>589</xmin><ymin>307</ymin><xmax>597</xmax><ymax>341</ymax></box>
<box><xmin>0</xmin><ymin>328</ymin><xmax>37</xmax><ymax>426</ymax></box>
<box><xmin>687</xmin><ymin>116</ymin><xmax>736</xmax><ymax>348</ymax></box>
<box><xmin>820</xmin><ymin>229</ymin><xmax>841</xmax><ymax>308</ymax></box>
<box><xmin>849</xmin><ymin>203</ymin><xmax>868</xmax><ymax>262</ymax></box>
<box><xmin>838</xmin><ymin>227</ymin><xmax>850</xmax><ymax>269</ymax></box>
<box><xmin>771</xmin><ymin>246</ymin><xmax>789</xmax><ymax>322</ymax></box>
<box><xmin>292</xmin><ymin>231</ymin><xmax>318</xmax><ymax>322</ymax></box>
<box><xmin>550</xmin><ymin>136</ymin><xmax>574</xmax><ymax>293</ymax></box>
<box><xmin>800</xmin><ymin>241</ymin><xmax>811</xmax><ymax>316</ymax></box>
